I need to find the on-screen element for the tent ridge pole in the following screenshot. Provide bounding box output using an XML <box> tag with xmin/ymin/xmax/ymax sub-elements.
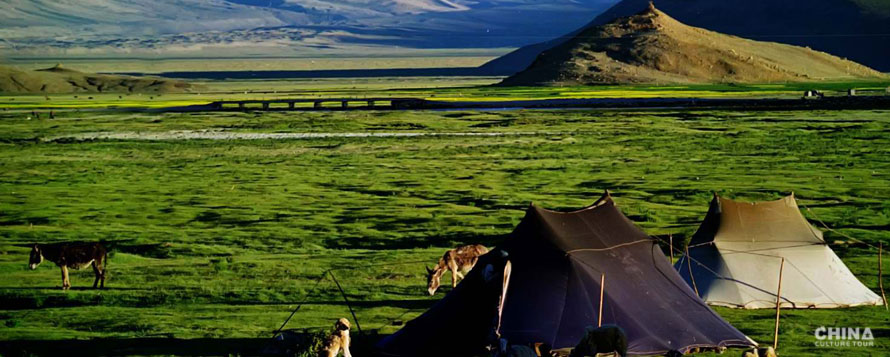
<box><xmin>669</xmin><ymin>234</ymin><xmax>674</xmax><ymax>262</ymax></box>
<box><xmin>773</xmin><ymin>257</ymin><xmax>785</xmax><ymax>350</ymax></box>
<box><xmin>686</xmin><ymin>244</ymin><xmax>699</xmax><ymax>297</ymax></box>
<box><xmin>880</xmin><ymin>243</ymin><xmax>888</xmax><ymax>311</ymax></box>
<box><xmin>496</xmin><ymin>261</ymin><xmax>513</xmax><ymax>337</ymax></box>
<box><xmin>598</xmin><ymin>272</ymin><xmax>605</xmax><ymax>328</ymax></box>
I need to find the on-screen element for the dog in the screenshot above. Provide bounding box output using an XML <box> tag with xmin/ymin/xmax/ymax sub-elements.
<box><xmin>569</xmin><ymin>325</ymin><xmax>628</xmax><ymax>357</ymax></box>
<box><xmin>318</xmin><ymin>318</ymin><xmax>352</xmax><ymax>357</ymax></box>
<box><xmin>494</xmin><ymin>338</ymin><xmax>543</xmax><ymax>357</ymax></box>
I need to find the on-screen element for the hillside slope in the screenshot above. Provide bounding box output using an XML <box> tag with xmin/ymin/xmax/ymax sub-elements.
<box><xmin>500</xmin><ymin>4</ymin><xmax>886</xmax><ymax>86</ymax></box>
<box><xmin>482</xmin><ymin>0</ymin><xmax>890</xmax><ymax>74</ymax></box>
<box><xmin>0</xmin><ymin>65</ymin><xmax>195</xmax><ymax>94</ymax></box>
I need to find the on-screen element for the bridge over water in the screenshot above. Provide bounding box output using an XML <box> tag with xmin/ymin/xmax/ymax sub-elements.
<box><xmin>206</xmin><ymin>98</ymin><xmax>429</xmax><ymax>111</ymax></box>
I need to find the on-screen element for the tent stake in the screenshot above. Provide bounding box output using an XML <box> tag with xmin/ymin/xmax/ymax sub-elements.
<box><xmin>669</xmin><ymin>234</ymin><xmax>674</xmax><ymax>262</ymax></box>
<box><xmin>598</xmin><ymin>273</ymin><xmax>605</xmax><ymax>327</ymax></box>
<box><xmin>773</xmin><ymin>258</ymin><xmax>785</xmax><ymax>350</ymax></box>
<box><xmin>881</xmin><ymin>243</ymin><xmax>888</xmax><ymax>311</ymax></box>
<box><xmin>685</xmin><ymin>245</ymin><xmax>699</xmax><ymax>297</ymax></box>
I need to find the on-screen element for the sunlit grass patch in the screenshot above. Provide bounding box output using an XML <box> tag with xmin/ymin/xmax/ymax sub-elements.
<box><xmin>3</xmin><ymin>79</ymin><xmax>888</xmax><ymax>110</ymax></box>
<box><xmin>0</xmin><ymin>108</ymin><xmax>888</xmax><ymax>356</ymax></box>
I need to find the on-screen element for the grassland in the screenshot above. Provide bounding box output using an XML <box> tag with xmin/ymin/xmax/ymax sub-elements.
<box><xmin>2</xmin><ymin>79</ymin><xmax>889</xmax><ymax>110</ymax></box>
<box><xmin>0</xmin><ymin>106</ymin><xmax>889</xmax><ymax>355</ymax></box>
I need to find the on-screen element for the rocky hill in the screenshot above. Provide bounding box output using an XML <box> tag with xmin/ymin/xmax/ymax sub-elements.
<box><xmin>0</xmin><ymin>64</ymin><xmax>196</xmax><ymax>94</ymax></box>
<box><xmin>500</xmin><ymin>4</ymin><xmax>886</xmax><ymax>86</ymax></box>
<box><xmin>483</xmin><ymin>0</ymin><xmax>890</xmax><ymax>74</ymax></box>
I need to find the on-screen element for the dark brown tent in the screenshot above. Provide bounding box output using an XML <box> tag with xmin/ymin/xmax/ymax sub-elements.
<box><xmin>377</xmin><ymin>193</ymin><xmax>754</xmax><ymax>356</ymax></box>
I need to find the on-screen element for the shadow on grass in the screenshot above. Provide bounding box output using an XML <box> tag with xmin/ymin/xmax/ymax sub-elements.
<box><xmin>0</xmin><ymin>333</ymin><xmax>391</xmax><ymax>356</ymax></box>
<box><xmin>238</xmin><ymin>299</ymin><xmax>437</xmax><ymax>310</ymax></box>
<box><xmin>0</xmin><ymin>291</ymin><xmax>437</xmax><ymax>311</ymax></box>
<box><xmin>0</xmin><ymin>287</ymin><xmax>197</xmax><ymax>310</ymax></box>
<box><xmin>108</xmin><ymin>241</ymin><xmax>174</xmax><ymax>259</ymax></box>
<box><xmin>0</xmin><ymin>338</ymin><xmax>271</xmax><ymax>356</ymax></box>
<box><xmin>0</xmin><ymin>287</ymin><xmax>146</xmax><ymax>291</ymax></box>
<box><xmin>325</xmin><ymin>233</ymin><xmax>509</xmax><ymax>250</ymax></box>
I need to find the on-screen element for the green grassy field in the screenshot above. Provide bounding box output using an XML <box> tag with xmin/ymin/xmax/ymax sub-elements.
<box><xmin>0</xmin><ymin>107</ymin><xmax>888</xmax><ymax>356</ymax></box>
<box><xmin>2</xmin><ymin>79</ymin><xmax>889</xmax><ymax>110</ymax></box>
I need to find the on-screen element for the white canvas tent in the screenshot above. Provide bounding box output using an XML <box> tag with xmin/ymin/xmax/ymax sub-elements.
<box><xmin>676</xmin><ymin>194</ymin><xmax>883</xmax><ymax>309</ymax></box>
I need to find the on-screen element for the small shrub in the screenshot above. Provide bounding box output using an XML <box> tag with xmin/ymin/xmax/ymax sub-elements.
<box><xmin>210</xmin><ymin>258</ymin><xmax>229</xmax><ymax>273</ymax></box>
<box><xmin>293</xmin><ymin>331</ymin><xmax>327</xmax><ymax>357</ymax></box>
<box><xmin>268</xmin><ymin>330</ymin><xmax>327</xmax><ymax>357</ymax></box>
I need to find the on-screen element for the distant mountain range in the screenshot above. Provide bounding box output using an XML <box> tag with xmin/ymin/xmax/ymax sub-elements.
<box><xmin>483</xmin><ymin>0</ymin><xmax>890</xmax><ymax>73</ymax></box>
<box><xmin>500</xmin><ymin>4</ymin><xmax>886</xmax><ymax>86</ymax></box>
<box><xmin>0</xmin><ymin>0</ymin><xmax>616</xmax><ymax>57</ymax></box>
<box><xmin>3</xmin><ymin>0</ymin><xmax>888</xmax><ymax>75</ymax></box>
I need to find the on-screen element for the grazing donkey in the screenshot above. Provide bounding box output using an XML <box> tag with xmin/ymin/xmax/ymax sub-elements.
<box><xmin>426</xmin><ymin>244</ymin><xmax>488</xmax><ymax>295</ymax></box>
<box><xmin>29</xmin><ymin>242</ymin><xmax>107</xmax><ymax>290</ymax></box>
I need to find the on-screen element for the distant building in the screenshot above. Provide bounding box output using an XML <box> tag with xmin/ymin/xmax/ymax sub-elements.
<box><xmin>804</xmin><ymin>90</ymin><xmax>824</xmax><ymax>99</ymax></box>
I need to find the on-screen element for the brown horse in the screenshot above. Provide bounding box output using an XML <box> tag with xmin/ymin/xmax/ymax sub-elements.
<box><xmin>426</xmin><ymin>244</ymin><xmax>488</xmax><ymax>295</ymax></box>
<box><xmin>29</xmin><ymin>242</ymin><xmax>107</xmax><ymax>290</ymax></box>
